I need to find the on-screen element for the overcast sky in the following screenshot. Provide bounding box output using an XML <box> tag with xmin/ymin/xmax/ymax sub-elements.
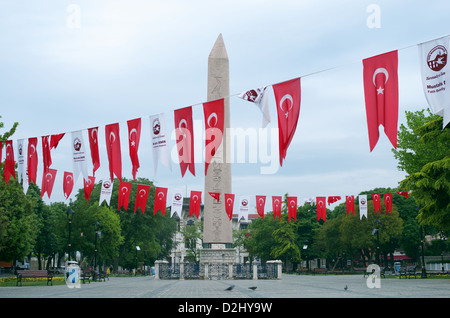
<box><xmin>1</xmin><ymin>1</ymin><xmax>449</xmax><ymax>210</ymax></box>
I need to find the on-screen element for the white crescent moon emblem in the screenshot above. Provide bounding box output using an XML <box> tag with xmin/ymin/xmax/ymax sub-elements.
<box><xmin>91</xmin><ymin>128</ymin><xmax>98</xmax><ymax>142</ymax></box>
<box><xmin>66</xmin><ymin>174</ymin><xmax>73</xmax><ymax>182</ymax></box>
<box><xmin>129</xmin><ymin>128</ymin><xmax>137</xmax><ymax>139</ymax></box>
<box><xmin>121</xmin><ymin>186</ymin><xmax>128</xmax><ymax>194</ymax></box>
<box><xmin>139</xmin><ymin>189</ymin><xmax>146</xmax><ymax>197</ymax></box>
<box><xmin>30</xmin><ymin>144</ymin><xmax>36</xmax><ymax>155</ymax></box>
<box><xmin>259</xmin><ymin>198</ymin><xmax>264</xmax><ymax>205</ymax></box>
<box><xmin>110</xmin><ymin>132</ymin><xmax>116</xmax><ymax>144</ymax></box>
<box><xmin>46</xmin><ymin>173</ymin><xmax>53</xmax><ymax>182</ymax></box>
<box><xmin>207</xmin><ymin>113</ymin><xmax>218</xmax><ymax>128</ymax></box>
<box><xmin>274</xmin><ymin>199</ymin><xmax>280</xmax><ymax>206</ymax></box>
<box><xmin>279</xmin><ymin>94</ymin><xmax>293</xmax><ymax>112</ymax></box>
<box><xmin>158</xmin><ymin>192</ymin><xmax>165</xmax><ymax>200</ymax></box>
<box><xmin>319</xmin><ymin>201</ymin><xmax>323</xmax><ymax>208</ymax></box>
<box><xmin>193</xmin><ymin>195</ymin><xmax>198</xmax><ymax>202</ymax></box>
<box><xmin>290</xmin><ymin>200</ymin><xmax>295</xmax><ymax>207</ymax></box>
<box><xmin>373</xmin><ymin>68</ymin><xmax>389</xmax><ymax>86</ymax></box>
<box><xmin>227</xmin><ymin>198</ymin><xmax>233</xmax><ymax>205</ymax></box>
<box><xmin>178</xmin><ymin>119</ymin><xmax>187</xmax><ymax>129</ymax></box>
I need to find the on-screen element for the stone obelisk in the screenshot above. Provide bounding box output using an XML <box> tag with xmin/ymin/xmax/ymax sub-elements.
<box><xmin>202</xmin><ymin>34</ymin><xmax>233</xmax><ymax>250</ymax></box>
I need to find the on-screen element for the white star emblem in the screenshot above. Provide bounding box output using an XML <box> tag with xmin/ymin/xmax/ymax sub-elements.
<box><xmin>377</xmin><ymin>86</ymin><xmax>384</xmax><ymax>95</ymax></box>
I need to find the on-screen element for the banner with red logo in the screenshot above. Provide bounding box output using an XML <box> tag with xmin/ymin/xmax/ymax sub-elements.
<box><xmin>174</xmin><ymin>106</ymin><xmax>195</xmax><ymax>177</ymax></box>
<box><xmin>127</xmin><ymin>118</ymin><xmax>141</xmax><ymax>180</ymax></box>
<box><xmin>150</xmin><ymin>113</ymin><xmax>172</xmax><ymax>176</ymax></box>
<box><xmin>418</xmin><ymin>35</ymin><xmax>450</xmax><ymax>128</ymax></box>
<box><xmin>238</xmin><ymin>195</ymin><xmax>250</xmax><ymax>221</ymax></box>
<box><xmin>203</xmin><ymin>99</ymin><xmax>224</xmax><ymax>175</ymax></box>
<box><xmin>105</xmin><ymin>123</ymin><xmax>122</xmax><ymax>182</ymax></box>
<box><xmin>135</xmin><ymin>184</ymin><xmax>150</xmax><ymax>213</ymax></box>
<box><xmin>273</xmin><ymin>77</ymin><xmax>301</xmax><ymax>167</ymax></box>
<box><xmin>359</xmin><ymin>195</ymin><xmax>368</xmax><ymax>219</ymax></box>
<box><xmin>170</xmin><ymin>189</ymin><xmax>184</xmax><ymax>217</ymax></box>
<box><xmin>71</xmin><ymin>130</ymin><xmax>88</xmax><ymax>182</ymax></box>
<box><xmin>99</xmin><ymin>179</ymin><xmax>113</xmax><ymax>206</ymax></box>
<box><xmin>238</xmin><ymin>86</ymin><xmax>271</xmax><ymax>128</ymax></box>
<box><xmin>363</xmin><ymin>50</ymin><xmax>399</xmax><ymax>151</ymax></box>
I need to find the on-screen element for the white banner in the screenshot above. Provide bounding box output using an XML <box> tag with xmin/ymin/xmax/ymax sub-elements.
<box><xmin>238</xmin><ymin>86</ymin><xmax>271</xmax><ymax>128</ymax></box>
<box><xmin>17</xmin><ymin>139</ymin><xmax>28</xmax><ymax>194</ymax></box>
<box><xmin>418</xmin><ymin>36</ymin><xmax>450</xmax><ymax>128</ymax></box>
<box><xmin>170</xmin><ymin>189</ymin><xmax>184</xmax><ymax>217</ymax></box>
<box><xmin>149</xmin><ymin>113</ymin><xmax>172</xmax><ymax>175</ymax></box>
<box><xmin>71</xmin><ymin>130</ymin><xmax>89</xmax><ymax>182</ymax></box>
<box><xmin>359</xmin><ymin>195</ymin><xmax>368</xmax><ymax>220</ymax></box>
<box><xmin>99</xmin><ymin>179</ymin><xmax>113</xmax><ymax>206</ymax></box>
<box><xmin>238</xmin><ymin>195</ymin><xmax>251</xmax><ymax>221</ymax></box>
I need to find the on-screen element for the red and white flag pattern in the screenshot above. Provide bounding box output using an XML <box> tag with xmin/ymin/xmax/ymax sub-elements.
<box><xmin>105</xmin><ymin>123</ymin><xmax>122</xmax><ymax>182</ymax></box>
<box><xmin>273</xmin><ymin>77</ymin><xmax>301</xmax><ymax>166</ymax></box>
<box><xmin>256</xmin><ymin>195</ymin><xmax>266</xmax><ymax>219</ymax></box>
<box><xmin>346</xmin><ymin>195</ymin><xmax>355</xmax><ymax>216</ymax></box>
<box><xmin>88</xmin><ymin>127</ymin><xmax>100</xmax><ymax>176</ymax></box>
<box><xmin>63</xmin><ymin>171</ymin><xmax>74</xmax><ymax>199</ymax></box>
<box><xmin>154</xmin><ymin>186</ymin><xmax>168</xmax><ymax>215</ymax></box>
<box><xmin>118</xmin><ymin>181</ymin><xmax>132</xmax><ymax>211</ymax></box>
<box><xmin>372</xmin><ymin>193</ymin><xmax>381</xmax><ymax>213</ymax></box>
<box><xmin>316</xmin><ymin>197</ymin><xmax>326</xmax><ymax>222</ymax></box>
<box><xmin>224</xmin><ymin>193</ymin><xmax>235</xmax><ymax>220</ymax></box>
<box><xmin>27</xmin><ymin>137</ymin><xmax>38</xmax><ymax>185</ymax></box>
<box><xmin>287</xmin><ymin>196</ymin><xmax>297</xmax><ymax>222</ymax></box>
<box><xmin>363</xmin><ymin>50</ymin><xmax>399</xmax><ymax>151</ymax></box>
<box><xmin>174</xmin><ymin>106</ymin><xmax>195</xmax><ymax>177</ymax></box>
<box><xmin>272</xmin><ymin>196</ymin><xmax>282</xmax><ymax>221</ymax></box>
<box><xmin>83</xmin><ymin>176</ymin><xmax>95</xmax><ymax>202</ymax></box>
<box><xmin>203</xmin><ymin>99</ymin><xmax>224</xmax><ymax>175</ymax></box>
<box><xmin>189</xmin><ymin>190</ymin><xmax>202</xmax><ymax>218</ymax></box>
<box><xmin>41</xmin><ymin>168</ymin><xmax>57</xmax><ymax>199</ymax></box>
<box><xmin>127</xmin><ymin>118</ymin><xmax>141</xmax><ymax>180</ymax></box>
<box><xmin>135</xmin><ymin>184</ymin><xmax>150</xmax><ymax>214</ymax></box>
<box><xmin>384</xmin><ymin>193</ymin><xmax>392</xmax><ymax>214</ymax></box>
<box><xmin>3</xmin><ymin>140</ymin><xmax>16</xmax><ymax>184</ymax></box>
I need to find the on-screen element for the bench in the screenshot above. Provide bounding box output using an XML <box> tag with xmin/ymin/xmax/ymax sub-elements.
<box><xmin>94</xmin><ymin>271</ymin><xmax>108</xmax><ymax>282</ymax></box>
<box><xmin>362</xmin><ymin>266</ymin><xmax>386</xmax><ymax>278</ymax></box>
<box><xmin>16</xmin><ymin>270</ymin><xmax>53</xmax><ymax>286</ymax></box>
<box><xmin>312</xmin><ymin>268</ymin><xmax>328</xmax><ymax>275</ymax></box>
<box><xmin>399</xmin><ymin>266</ymin><xmax>417</xmax><ymax>279</ymax></box>
<box><xmin>81</xmin><ymin>270</ymin><xmax>92</xmax><ymax>284</ymax></box>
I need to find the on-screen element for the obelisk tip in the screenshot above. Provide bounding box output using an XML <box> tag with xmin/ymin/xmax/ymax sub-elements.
<box><xmin>209</xmin><ymin>33</ymin><xmax>228</xmax><ymax>59</ymax></box>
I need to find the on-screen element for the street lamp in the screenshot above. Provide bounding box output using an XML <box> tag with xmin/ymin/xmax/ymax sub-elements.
<box><xmin>93</xmin><ymin>221</ymin><xmax>100</xmax><ymax>280</ymax></box>
<box><xmin>372</xmin><ymin>219</ymin><xmax>381</xmax><ymax>265</ymax></box>
<box><xmin>67</xmin><ymin>209</ymin><xmax>75</xmax><ymax>261</ymax></box>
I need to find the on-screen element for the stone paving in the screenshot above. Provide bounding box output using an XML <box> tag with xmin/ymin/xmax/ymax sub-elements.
<box><xmin>0</xmin><ymin>274</ymin><xmax>449</xmax><ymax>299</ymax></box>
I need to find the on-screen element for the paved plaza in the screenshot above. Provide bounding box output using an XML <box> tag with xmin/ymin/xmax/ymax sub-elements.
<box><xmin>1</xmin><ymin>274</ymin><xmax>448</xmax><ymax>299</ymax></box>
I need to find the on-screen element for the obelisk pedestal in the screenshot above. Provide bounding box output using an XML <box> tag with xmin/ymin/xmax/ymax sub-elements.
<box><xmin>200</xmin><ymin>34</ymin><xmax>235</xmax><ymax>268</ymax></box>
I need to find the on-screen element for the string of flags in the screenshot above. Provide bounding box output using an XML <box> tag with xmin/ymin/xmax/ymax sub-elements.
<box><xmin>0</xmin><ymin>35</ymin><xmax>447</xmax><ymax>212</ymax></box>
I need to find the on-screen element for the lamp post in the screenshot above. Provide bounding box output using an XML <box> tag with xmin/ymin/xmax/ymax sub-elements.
<box><xmin>440</xmin><ymin>232</ymin><xmax>446</xmax><ymax>273</ymax></box>
<box><xmin>67</xmin><ymin>209</ymin><xmax>75</xmax><ymax>262</ymax></box>
<box><xmin>93</xmin><ymin>221</ymin><xmax>100</xmax><ymax>280</ymax></box>
<box><xmin>372</xmin><ymin>219</ymin><xmax>381</xmax><ymax>265</ymax></box>
<box><xmin>420</xmin><ymin>225</ymin><xmax>427</xmax><ymax>278</ymax></box>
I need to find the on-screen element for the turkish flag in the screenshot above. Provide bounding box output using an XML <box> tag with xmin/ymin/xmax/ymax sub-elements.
<box><xmin>105</xmin><ymin>123</ymin><xmax>122</xmax><ymax>181</ymax></box>
<box><xmin>189</xmin><ymin>190</ymin><xmax>202</xmax><ymax>218</ymax></box>
<box><xmin>224</xmin><ymin>193</ymin><xmax>235</xmax><ymax>220</ymax></box>
<box><xmin>27</xmin><ymin>137</ymin><xmax>38</xmax><ymax>185</ymax></box>
<box><xmin>327</xmin><ymin>196</ymin><xmax>341</xmax><ymax>205</ymax></box>
<box><xmin>88</xmin><ymin>127</ymin><xmax>100</xmax><ymax>176</ymax></box>
<box><xmin>209</xmin><ymin>192</ymin><xmax>220</xmax><ymax>203</ymax></box>
<box><xmin>41</xmin><ymin>168</ymin><xmax>57</xmax><ymax>198</ymax></box>
<box><xmin>3</xmin><ymin>140</ymin><xmax>16</xmax><ymax>184</ymax></box>
<box><xmin>287</xmin><ymin>196</ymin><xmax>297</xmax><ymax>222</ymax></box>
<box><xmin>256</xmin><ymin>195</ymin><xmax>266</xmax><ymax>219</ymax></box>
<box><xmin>174</xmin><ymin>106</ymin><xmax>195</xmax><ymax>177</ymax></box>
<box><xmin>316</xmin><ymin>197</ymin><xmax>326</xmax><ymax>222</ymax></box>
<box><xmin>63</xmin><ymin>171</ymin><xmax>74</xmax><ymax>199</ymax></box>
<box><xmin>127</xmin><ymin>118</ymin><xmax>141</xmax><ymax>180</ymax></box>
<box><xmin>50</xmin><ymin>133</ymin><xmax>65</xmax><ymax>149</ymax></box>
<box><xmin>346</xmin><ymin>195</ymin><xmax>355</xmax><ymax>216</ymax></box>
<box><xmin>273</xmin><ymin>77</ymin><xmax>301</xmax><ymax>166</ymax></box>
<box><xmin>272</xmin><ymin>196</ymin><xmax>282</xmax><ymax>221</ymax></box>
<box><xmin>203</xmin><ymin>99</ymin><xmax>224</xmax><ymax>175</ymax></box>
<box><xmin>118</xmin><ymin>182</ymin><xmax>132</xmax><ymax>211</ymax></box>
<box><xmin>397</xmin><ymin>191</ymin><xmax>409</xmax><ymax>199</ymax></box>
<box><xmin>372</xmin><ymin>193</ymin><xmax>381</xmax><ymax>213</ymax></box>
<box><xmin>42</xmin><ymin>135</ymin><xmax>52</xmax><ymax>173</ymax></box>
<box><xmin>154</xmin><ymin>187</ymin><xmax>168</xmax><ymax>215</ymax></box>
<box><xmin>363</xmin><ymin>50</ymin><xmax>399</xmax><ymax>151</ymax></box>
<box><xmin>83</xmin><ymin>176</ymin><xmax>95</xmax><ymax>202</ymax></box>
<box><xmin>384</xmin><ymin>193</ymin><xmax>392</xmax><ymax>214</ymax></box>
<box><xmin>135</xmin><ymin>184</ymin><xmax>150</xmax><ymax>214</ymax></box>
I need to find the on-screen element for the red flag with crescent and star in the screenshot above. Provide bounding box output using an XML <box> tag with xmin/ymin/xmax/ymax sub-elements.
<box><xmin>256</xmin><ymin>195</ymin><xmax>266</xmax><ymax>219</ymax></box>
<box><xmin>346</xmin><ymin>195</ymin><xmax>355</xmax><ymax>216</ymax></box>
<box><xmin>127</xmin><ymin>118</ymin><xmax>141</xmax><ymax>180</ymax></box>
<box><xmin>372</xmin><ymin>193</ymin><xmax>381</xmax><ymax>213</ymax></box>
<box><xmin>397</xmin><ymin>191</ymin><xmax>409</xmax><ymax>199</ymax></box>
<box><xmin>27</xmin><ymin>137</ymin><xmax>38</xmax><ymax>185</ymax></box>
<box><xmin>3</xmin><ymin>140</ymin><xmax>16</xmax><ymax>184</ymax></box>
<box><xmin>209</xmin><ymin>192</ymin><xmax>220</xmax><ymax>203</ymax></box>
<box><xmin>174</xmin><ymin>106</ymin><xmax>195</xmax><ymax>177</ymax></box>
<box><xmin>273</xmin><ymin>77</ymin><xmax>301</xmax><ymax>166</ymax></box>
<box><xmin>135</xmin><ymin>184</ymin><xmax>150</xmax><ymax>214</ymax></box>
<box><xmin>327</xmin><ymin>196</ymin><xmax>341</xmax><ymax>205</ymax></box>
<box><xmin>363</xmin><ymin>50</ymin><xmax>399</xmax><ymax>151</ymax></box>
<box><xmin>83</xmin><ymin>176</ymin><xmax>95</xmax><ymax>202</ymax></box>
<box><xmin>42</xmin><ymin>136</ymin><xmax>52</xmax><ymax>173</ymax></box>
<box><xmin>118</xmin><ymin>181</ymin><xmax>132</xmax><ymax>211</ymax></box>
<box><xmin>224</xmin><ymin>193</ymin><xmax>235</xmax><ymax>220</ymax></box>
<box><xmin>154</xmin><ymin>187</ymin><xmax>168</xmax><ymax>215</ymax></box>
<box><xmin>203</xmin><ymin>99</ymin><xmax>224</xmax><ymax>175</ymax></box>
<box><xmin>316</xmin><ymin>197</ymin><xmax>326</xmax><ymax>222</ymax></box>
<box><xmin>287</xmin><ymin>196</ymin><xmax>297</xmax><ymax>222</ymax></box>
<box><xmin>272</xmin><ymin>196</ymin><xmax>282</xmax><ymax>221</ymax></box>
<box><xmin>88</xmin><ymin>127</ymin><xmax>100</xmax><ymax>176</ymax></box>
<box><xmin>105</xmin><ymin>123</ymin><xmax>122</xmax><ymax>182</ymax></box>
<box><xmin>63</xmin><ymin>171</ymin><xmax>74</xmax><ymax>199</ymax></box>
<box><xmin>189</xmin><ymin>190</ymin><xmax>202</xmax><ymax>218</ymax></box>
<box><xmin>384</xmin><ymin>193</ymin><xmax>393</xmax><ymax>214</ymax></box>
<box><xmin>41</xmin><ymin>168</ymin><xmax>57</xmax><ymax>198</ymax></box>
<box><xmin>50</xmin><ymin>133</ymin><xmax>65</xmax><ymax>149</ymax></box>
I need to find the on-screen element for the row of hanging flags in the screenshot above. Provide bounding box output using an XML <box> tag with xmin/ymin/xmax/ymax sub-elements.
<box><xmin>98</xmin><ymin>181</ymin><xmax>410</xmax><ymax>222</ymax></box>
<box><xmin>0</xmin><ymin>36</ymin><xmax>448</xmax><ymax>210</ymax></box>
